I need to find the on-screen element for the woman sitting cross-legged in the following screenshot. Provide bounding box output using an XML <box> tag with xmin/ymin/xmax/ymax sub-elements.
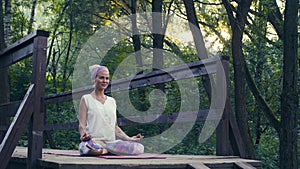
<box><xmin>78</xmin><ymin>65</ymin><xmax>144</xmax><ymax>156</ymax></box>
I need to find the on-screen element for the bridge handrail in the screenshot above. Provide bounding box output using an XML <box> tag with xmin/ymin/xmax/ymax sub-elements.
<box><xmin>0</xmin><ymin>30</ymin><xmax>49</xmax><ymax>169</ymax></box>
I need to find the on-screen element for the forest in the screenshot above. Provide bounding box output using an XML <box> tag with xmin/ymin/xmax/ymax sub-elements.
<box><xmin>0</xmin><ymin>0</ymin><xmax>298</xmax><ymax>169</ymax></box>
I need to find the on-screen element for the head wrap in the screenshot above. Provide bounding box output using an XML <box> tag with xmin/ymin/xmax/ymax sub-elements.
<box><xmin>89</xmin><ymin>65</ymin><xmax>109</xmax><ymax>81</ymax></box>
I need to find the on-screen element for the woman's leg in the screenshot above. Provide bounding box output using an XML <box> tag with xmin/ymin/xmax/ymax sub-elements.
<box><xmin>78</xmin><ymin>140</ymin><xmax>108</xmax><ymax>156</ymax></box>
<box><xmin>105</xmin><ymin>140</ymin><xmax>144</xmax><ymax>155</ymax></box>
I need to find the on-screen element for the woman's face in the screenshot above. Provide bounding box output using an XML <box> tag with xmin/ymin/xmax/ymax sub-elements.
<box><xmin>95</xmin><ymin>70</ymin><xmax>109</xmax><ymax>90</ymax></box>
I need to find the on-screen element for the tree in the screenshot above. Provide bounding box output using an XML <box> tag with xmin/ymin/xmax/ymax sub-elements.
<box><xmin>183</xmin><ymin>0</ymin><xmax>212</xmax><ymax>101</ymax></box>
<box><xmin>279</xmin><ymin>0</ymin><xmax>298</xmax><ymax>168</ymax></box>
<box><xmin>129</xmin><ymin>0</ymin><xmax>143</xmax><ymax>71</ymax></box>
<box><xmin>28</xmin><ymin>0</ymin><xmax>37</xmax><ymax>34</ymax></box>
<box><xmin>0</xmin><ymin>0</ymin><xmax>4</xmax><ymax>51</ymax></box>
<box><xmin>222</xmin><ymin>0</ymin><xmax>256</xmax><ymax>159</ymax></box>
<box><xmin>4</xmin><ymin>0</ymin><xmax>11</xmax><ymax>45</ymax></box>
<box><xmin>223</xmin><ymin>0</ymin><xmax>299</xmax><ymax>167</ymax></box>
<box><xmin>241</xmin><ymin>0</ymin><xmax>299</xmax><ymax>168</ymax></box>
<box><xmin>0</xmin><ymin>0</ymin><xmax>10</xmax><ymax>140</ymax></box>
<box><xmin>151</xmin><ymin>0</ymin><xmax>165</xmax><ymax>93</ymax></box>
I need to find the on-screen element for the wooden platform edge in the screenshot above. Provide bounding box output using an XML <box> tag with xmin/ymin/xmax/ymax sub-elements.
<box><xmin>7</xmin><ymin>147</ymin><xmax>262</xmax><ymax>169</ymax></box>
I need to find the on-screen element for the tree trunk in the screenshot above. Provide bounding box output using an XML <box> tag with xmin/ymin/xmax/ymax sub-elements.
<box><xmin>131</xmin><ymin>0</ymin><xmax>143</xmax><ymax>72</ymax></box>
<box><xmin>223</xmin><ymin>0</ymin><xmax>255</xmax><ymax>159</ymax></box>
<box><xmin>152</xmin><ymin>0</ymin><xmax>164</xmax><ymax>70</ymax></box>
<box><xmin>183</xmin><ymin>0</ymin><xmax>212</xmax><ymax>101</ymax></box>
<box><xmin>152</xmin><ymin>0</ymin><xmax>164</xmax><ymax>92</ymax></box>
<box><xmin>279</xmin><ymin>0</ymin><xmax>298</xmax><ymax>168</ymax></box>
<box><xmin>232</xmin><ymin>26</ymin><xmax>255</xmax><ymax>159</ymax></box>
<box><xmin>28</xmin><ymin>0</ymin><xmax>37</xmax><ymax>34</ymax></box>
<box><xmin>130</xmin><ymin>0</ymin><xmax>148</xmax><ymax>110</ymax></box>
<box><xmin>4</xmin><ymin>0</ymin><xmax>11</xmax><ymax>45</ymax></box>
<box><xmin>0</xmin><ymin>0</ymin><xmax>10</xmax><ymax>141</ymax></box>
<box><xmin>0</xmin><ymin>0</ymin><xmax>5</xmax><ymax>50</ymax></box>
<box><xmin>253</xmin><ymin>1</ymin><xmax>267</xmax><ymax>146</ymax></box>
<box><xmin>46</xmin><ymin>0</ymin><xmax>70</xmax><ymax>66</ymax></box>
<box><xmin>183</xmin><ymin>0</ymin><xmax>208</xmax><ymax>60</ymax></box>
<box><xmin>267</xmin><ymin>0</ymin><xmax>283</xmax><ymax>39</ymax></box>
<box><xmin>62</xmin><ymin>11</ymin><xmax>73</xmax><ymax>92</ymax></box>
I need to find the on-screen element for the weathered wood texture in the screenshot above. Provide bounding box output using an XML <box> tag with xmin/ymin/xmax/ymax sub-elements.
<box><xmin>8</xmin><ymin>147</ymin><xmax>262</xmax><ymax>169</ymax></box>
<box><xmin>0</xmin><ymin>30</ymin><xmax>49</xmax><ymax>68</ymax></box>
<box><xmin>234</xmin><ymin>162</ymin><xmax>258</xmax><ymax>169</ymax></box>
<box><xmin>27</xmin><ymin>32</ymin><xmax>49</xmax><ymax>169</ymax></box>
<box><xmin>216</xmin><ymin>58</ymin><xmax>246</xmax><ymax>157</ymax></box>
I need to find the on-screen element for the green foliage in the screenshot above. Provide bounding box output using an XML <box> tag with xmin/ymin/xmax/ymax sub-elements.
<box><xmin>45</xmin><ymin>130</ymin><xmax>79</xmax><ymax>150</ymax></box>
<box><xmin>165</xmin><ymin>122</ymin><xmax>216</xmax><ymax>155</ymax></box>
<box><xmin>255</xmin><ymin>128</ymin><xmax>280</xmax><ymax>169</ymax></box>
<box><xmin>45</xmin><ymin>101</ymin><xmax>79</xmax><ymax>149</ymax></box>
<box><xmin>9</xmin><ymin>1</ymin><xmax>31</xmax><ymax>42</ymax></box>
<box><xmin>9</xmin><ymin>58</ymin><xmax>32</xmax><ymax>101</ymax></box>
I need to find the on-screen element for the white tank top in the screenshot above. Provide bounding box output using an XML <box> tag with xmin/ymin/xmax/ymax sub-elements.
<box><xmin>83</xmin><ymin>94</ymin><xmax>117</xmax><ymax>142</ymax></box>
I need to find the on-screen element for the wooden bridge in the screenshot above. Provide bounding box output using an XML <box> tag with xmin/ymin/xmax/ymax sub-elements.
<box><xmin>0</xmin><ymin>30</ymin><xmax>262</xmax><ymax>169</ymax></box>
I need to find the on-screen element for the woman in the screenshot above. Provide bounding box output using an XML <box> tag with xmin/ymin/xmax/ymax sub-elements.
<box><xmin>78</xmin><ymin>65</ymin><xmax>144</xmax><ymax>156</ymax></box>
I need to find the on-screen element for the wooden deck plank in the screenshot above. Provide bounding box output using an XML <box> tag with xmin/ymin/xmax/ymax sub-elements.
<box><xmin>234</xmin><ymin>162</ymin><xmax>257</xmax><ymax>169</ymax></box>
<box><xmin>9</xmin><ymin>147</ymin><xmax>262</xmax><ymax>169</ymax></box>
<box><xmin>188</xmin><ymin>162</ymin><xmax>211</xmax><ymax>169</ymax></box>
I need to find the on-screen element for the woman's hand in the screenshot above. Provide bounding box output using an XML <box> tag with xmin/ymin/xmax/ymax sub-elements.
<box><xmin>80</xmin><ymin>133</ymin><xmax>92</xmax><ymax>141</ymax></box>
<box><xmin>129</xmin><ymin>133</ymin><xmax>144</xmax><ymax>142</ymax></box>
<box><xmin>115</xmin><ymin>124</ymin><xmax>144</xmax><ymax>142</ymax></box>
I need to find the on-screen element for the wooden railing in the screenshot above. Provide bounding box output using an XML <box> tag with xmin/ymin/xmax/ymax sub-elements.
<box><xmin>0</xmin><ymin>30</ymin><xmax>49</xmax><ymax>169</ymax></box>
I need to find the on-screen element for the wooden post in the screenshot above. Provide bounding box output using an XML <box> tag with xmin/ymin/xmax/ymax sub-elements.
<box><xmin>216</xmin><ymin>56</ymin><xmax>247</xmax><ymax>157</ymax></box>
<box><xmin>27</xmin><ymin>30</ymin><xmax>49</xmax><ymax>169</ymax></box>
<box><xmin>216</xmin><ymin>56</ymin><xmax>231</xmax><ymax>155</ymax></box>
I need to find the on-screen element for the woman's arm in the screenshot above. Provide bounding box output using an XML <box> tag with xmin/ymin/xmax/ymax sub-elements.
<box><xmin>78</xmin><ymin>97</ymin><xmax>91</xmax><ymax>141</ymax></box>
<box><xmin>115</xmin><ymin>124</ymin><xmax>143</xmax><ymax>142</ymax></box>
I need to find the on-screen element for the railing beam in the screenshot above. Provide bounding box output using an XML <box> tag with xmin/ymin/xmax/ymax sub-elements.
<box><xmin>0</xmin><ymin>84</ymin><xmax>34</xmax><ymax>169</ymax></box>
